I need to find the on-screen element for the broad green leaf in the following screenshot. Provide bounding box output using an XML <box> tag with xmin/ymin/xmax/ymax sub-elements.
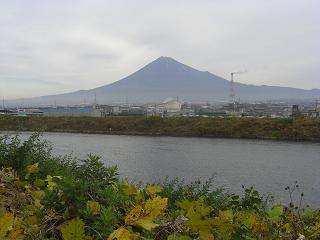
<box><xmin>33</xmin><ymin>178</ymin><xmax>46</xmax><ymax>188</ymax></box>
<box><xmin>0</xmin><ymin>212</ymin><xmax>14</xmax><ymax>239</ymax></box>
<box><xmin>61</xmin><ymin>218</ymin><xmax>91</xmax><ymax>240</ymax></box>
<box><xmin>268</xmin><ymin>206</ymin><xmax>283</xmax><ymax>222</ymax></box>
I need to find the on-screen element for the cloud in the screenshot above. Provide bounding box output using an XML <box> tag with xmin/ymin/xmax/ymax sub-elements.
<box><xmin>0</xmin><ymin>0</ymin><xmax>319</xmax><ymax>99</ymax></box>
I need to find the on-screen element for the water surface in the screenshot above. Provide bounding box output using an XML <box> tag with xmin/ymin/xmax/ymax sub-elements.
<box><xmin>4</xmin><ymin>132</ymin><xmax>320</xmax><ymax>206</ymax></box>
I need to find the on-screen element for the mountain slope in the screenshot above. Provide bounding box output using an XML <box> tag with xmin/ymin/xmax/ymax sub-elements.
<box><xmin>10</xmin><ymin>57</ymin><xmax>320</xmax><ymax>106</ymax></box>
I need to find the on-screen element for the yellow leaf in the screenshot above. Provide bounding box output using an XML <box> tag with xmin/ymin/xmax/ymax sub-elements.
<box><xmin>53</xmin><ymin>175</ymin><xmax>63</xmax><ymax>180</ymax></box>
<box><xmin>177</xmin><ymin>198</ymin><xmax>213</xmax><ymax>236</ymax></box>
<box><xmin>144</xmin><ymin>196</ymin><xmax>167</xmax><ymax>218</ymax></box>
<box><xmin>27</xmin><ymin>163</ymin><xmax>39</xmax><ymax>173</ymax></box>
<box><xmin>134</xmin><ymin>191</ymin><xmax>145</xmax><ymax>204</ymax></box>
<box><xmin>25</xmin><ymin>163</ymin><xmax>40</xmax><ymax>179</ymax></box>
<box><xmin>6</xmin><ymin>218</ymin><xmax>24</xmax><ymax>240</ymax></box>
<box><xmin>31</xmin><ymin>190</ymin><xmax>45</xmax><ymax>200</ymax></box>
<box><xmin>0</xmin><ymin>212</ymin><xmax>14</xmax><ymax>239</ymax></box>
<box><xmin>211</xmin><ymin>210</ymin><xmax>237</xmax><ymax>236</ymax></box>
<box><xmin>135</xmin><ymin>217</ymin><xmax>159</xmax><ymax>231</ymax></box>
<box><xmin>176</xmin><ymin>200</ymin><xmax>193</xmax><ymax>212</ymax></box>
<box><xmin>186</xmin><ymin>213</ymin><xmax>214</xmax><ymax>235</ymax></box>
<box><xmin>145</xmin><ymin>184</ymin><xmax>163</xmax><ymax>196</ymax></box>
<box><xmin>45</xmin><ymin>175</ymin><xmax>61</xmax><ymax>191</ymax></box>
<box><xmin>7</xmin><ymin>225</ymin><xmax>24</xmax><ymax>240</ymax></box>
<box><xmin>234</xmin><ymin>212</ymin><xmax>256</xmax><ymax>229</ymax></box>
<box><xmin>123</xmin><ymin>183</ymin><xmax>138</xmax><ymax>196</ymax></box>
<box><xmin>177</xmin><ymin>198</ymin><xmax>211</xmax><ymax>217</ymax></box>
<box><xmin>86</xmin><ymin>201</ymin><xmax>101</xmax><ymax>215</ymax></box>
<box><xmin>125</xmin><ymin>205</ymin><xmax>144</xmax><ymax>225</ymax></box>
<box><xmin>108</xmin><ymin>227</ymin><xmax>138</xmax><ymax>240</ymax></box>
<box><xmin>211</xmin><ymin>218</ymin><xmax>235</xmax><ymax>235</ymax></box>
<box><xmin>61</xmin><ymin>218</ymin><xmax>91</xmax><ymax>240</ymax></box>
<box><xmin>124</xmin><ymin>196</ymin><xmax>168</xmax><ymax>231</ymax></box>
<box><xmin>31</xmin><ymin>191</ymin><xmax>45</xmax><ymax>209</ymax></box>
<box><xmin>219</xmin><ymin>210</ymin><xmax>233</xmax><ymax>222</ymax></box>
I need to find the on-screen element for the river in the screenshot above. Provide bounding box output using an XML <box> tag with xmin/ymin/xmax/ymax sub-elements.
<box><xmin>4</xmin><ymin>132</ymin><xmax>320</xmax><ymax>206</ymax></box>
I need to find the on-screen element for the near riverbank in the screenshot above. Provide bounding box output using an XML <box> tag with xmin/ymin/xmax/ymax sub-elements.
<box><xmin>1</xmin><ymin>115</ymin><xmax>320</xmax><ymax>141</ymax></box>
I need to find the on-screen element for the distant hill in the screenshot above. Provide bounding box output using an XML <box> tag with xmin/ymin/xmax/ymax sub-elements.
<box><xmin>8</xmin><ymin>57</ymin><xmax>320</xmax><ymax>106</ymax></box>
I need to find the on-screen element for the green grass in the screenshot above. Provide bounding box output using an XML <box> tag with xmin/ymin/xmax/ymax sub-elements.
<box><xmin>1</xmin><ymin>115</ymin><xmax>320</xmax><ymax>141</ymax></box>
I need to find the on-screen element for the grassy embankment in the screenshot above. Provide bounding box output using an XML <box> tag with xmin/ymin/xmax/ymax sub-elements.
<box><xmin>1</xmin><ymin>115</ymin><xmax>320</xmax><ymax>141</ymax></box>
<box><xmin>1</xmin><ymin>133</ymin><xmax>320</xmax><ymax>240</ymax></box>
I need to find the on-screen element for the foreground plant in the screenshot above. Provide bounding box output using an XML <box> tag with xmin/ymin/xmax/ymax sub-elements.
<box><xmin>1</xmin><ymin>133</ymin><xmax>320</xmax><ymax>239</ymax></box>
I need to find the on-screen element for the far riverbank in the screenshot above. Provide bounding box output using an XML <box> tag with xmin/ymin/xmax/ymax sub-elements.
<box><xmin>1</xmin><ymin>115</ymin><xmax>320</xmax><ymax>142</ymax></box>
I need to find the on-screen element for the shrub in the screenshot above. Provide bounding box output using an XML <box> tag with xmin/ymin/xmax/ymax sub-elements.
<box><xmin>0</xmin><ymin>133</ymin><xmax>320</xmax><ymax>239</ymax></box>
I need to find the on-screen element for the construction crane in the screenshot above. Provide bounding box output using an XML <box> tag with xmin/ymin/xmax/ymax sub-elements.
<box><xmin>229</xmin><ymin>71</ymin><xmax>244</xmax><ymax>112</ymax></box>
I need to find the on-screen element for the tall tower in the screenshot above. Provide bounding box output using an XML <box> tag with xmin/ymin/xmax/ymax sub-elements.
<box><xmin>229</xmin><ymin>71</ymin><xmax>245</xmax><ymax>112</ymax></box>
<box><xmin>229</xmin><ymin>73</ymin><xmax>235</xmax><ymax>107</ymax></box>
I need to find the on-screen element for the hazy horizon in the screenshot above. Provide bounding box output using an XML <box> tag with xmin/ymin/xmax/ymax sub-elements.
<box><xmin>0</xmin><ymin>0</ymin><xmax>319</xmax><ymax>99</ymax></box>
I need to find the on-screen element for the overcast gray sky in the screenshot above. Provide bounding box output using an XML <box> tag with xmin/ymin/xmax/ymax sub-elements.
<box><xmin>0</xmin><ymin>0</ymin><xmax>319</xmax><ymax>99</ymax></box>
